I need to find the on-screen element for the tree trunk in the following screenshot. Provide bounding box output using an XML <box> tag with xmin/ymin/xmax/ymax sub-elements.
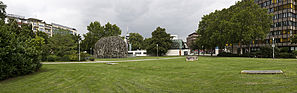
<box><xmin>211</xmin><ymin>48</ymin><xmax>213</xmax><ymax>56</ymax></box>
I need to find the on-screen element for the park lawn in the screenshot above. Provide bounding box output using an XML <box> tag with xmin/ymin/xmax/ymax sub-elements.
<box><xmin>0</xmin><ymin>57</ymin><xmax>297</xmax><ymax>93</ymax></box>
<box><xmin>95</xmin><ymin>56</ymin><xmax>180</xmax><ymax>61</ymax></box>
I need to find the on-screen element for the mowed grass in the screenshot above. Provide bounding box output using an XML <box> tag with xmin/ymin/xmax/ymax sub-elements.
<box><xmin>1</xmin><ymin>57</ymin><xmax>297</xmax><ymax>93</ymax></box>
<box><xmin>95</xmin><ymin>56</ymin><xmax>179</xmax><ymax>61</ymax></box>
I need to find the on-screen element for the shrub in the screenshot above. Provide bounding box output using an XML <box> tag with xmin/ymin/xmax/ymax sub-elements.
<box><xmin>257</xmin><ymin>46</ymin><xmax>280</xmax><ymax>58</ymax></box>
<box><xmin>68</xmin><ymin>54</ymin><xmax>78</xmax><ymax>61</ymax></box>
<box><xmin>60</xmin><ymin>55</ymin><xmax>71</xmax><ymax>61</ymax></box>
<box><xmin>278</xmin><ymin>53</ymin><xmax>295</xmax><ymax>58</ymax></box>
<box><xmin>292</xmin><ymin>51</ymin><xmax>297</xmax><ymax>56</ymax></box>
<box><xmin>81</xmin><ymin>53</ymin><xmax>91</xmax><ymax>61</ymax></box>
<box><xmin>0</xmin><ymin>21</ymin><xmax>42</xmax><ymax>80</ymax></box>
<box><xmin>89</xmin><ymin>57</ymin><xmax>95</xmax><ymax>61</ymax></box>
<box><xmin>280</xmin><ymin>47</ymin><xmax>290</xmax><ymax>53</ymax></box>
<box><xmin>217</xmin><ymin>52</ymin><xmax>239</xmax><ymax>57</ymax></box>
<box><xmin>47</xmin><ymin>55</ymin><xmax>57</xmax><ymax>62</ymax></box>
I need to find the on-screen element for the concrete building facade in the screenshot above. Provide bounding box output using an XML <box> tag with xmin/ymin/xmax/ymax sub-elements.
<box><xmin>186</xmin><ymin>32</ymin><xmax>200</xmax><ymax>53</ymax></box>
<box><xmin>251</xmin><ymin>0</ymin><xmax>297</xmax><ymax>51</ymax></box>
<box><xmin>5</xmin><ymin>14</ymin><xmax>77</xmax><ymax>37</ymax></box>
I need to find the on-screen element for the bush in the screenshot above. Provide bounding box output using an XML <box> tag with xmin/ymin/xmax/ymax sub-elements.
<box><xmin>280</xmin><ymin>47</ymin><xmax>290</xmax><ymax>53</ymax></box>
<box><xmin>0</xmin><ymin>21</ymin><xmax>42</xmax><ymax>80</ymax></box>
<box><xmin>256</xmin><ymin>46</ymin><xmax>280</xmax><ymax>58</ymax></box>
<box><xmin>47</xmin><ymin>55</ymin><xmax>57</xmax><ymax>62</ymax></box>
<box><xmin>89</xmin><ymin>57</ymin><xmax>95</xmax><ymax>61</ymax></box>
<box><xmin>217</xmin><ymin>52</ymin><xmax>239</xmax><ymax>57</ymax></box>
<box><xmin>292</xmin><ymin>51</ymin><xmax>297</xmax><ymax>56</ymax></box>
<box><xmin>68</xmin><ymin>54</ymin><xmax>78</xmax><ymax>61</ymax></box>
<box><xmin>278</xmin><ymin>53</ymin><xmax>295</xmax><ymax>58</ymax></box>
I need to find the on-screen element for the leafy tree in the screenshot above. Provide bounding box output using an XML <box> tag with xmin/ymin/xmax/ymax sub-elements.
<box><xmin>48</xmin><ymin>34</ymin><xmax>78</xmax><ymax>58</ymax></box>
<box><xmin>35</xmin><ymin>31</ymin><xmax>50</xmax><ymax>61</ymax></box>
<box><xmin>82</xmin><ymin>21</ymin><xmax>122</xmax><ymax>54</ymax></box>
<box><xmin>195</xmin><ymin>0</ymin><xmax>272</xmax><ymax>54</ymax></box>
<box><xmin>128</xmin><ymin>33</ymin><xmax>144</xmax><ymax>50</ymax></box>
<box><xmin>0</xmin><ymin>20</ymin><xmax>41</xmax><ymax>80</ymax></box>
<box><xmin>0</xmin><ymin>1</ymin><xmax>6</xmax><ymax>20</ymax></box>
<box><xmin>145</xmin><ymin>27</ymin><xmax>172</xmax><ymax>56</ymax></box>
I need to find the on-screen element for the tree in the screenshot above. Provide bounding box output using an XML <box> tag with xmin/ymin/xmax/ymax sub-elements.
<box><xmin>82</xmin><ymin>21</ymin><xmax>122</xmax><ymax>54</ymax></box>
<box><xmin>229</xmin><ymin>0</ymin><xmax>272</xmax><ymax>54</ymax></box>
<box><xmin>0</xmin><ymin>1</ymin><xmax>6</xmax><ymax>20</ymax></box>
<box><xmin>145</xmin><ymin>27</ymin><xmax>172</xmax><ymax>56</ymax></box>
<box><xmin>128</xmin><ymin>33</ymin><xmax>144</xmax><ymax>50</ymax></box>
<box><xmin>196</xmin><ymin>0</ymin><xmax>272</xmax><ymax>55</ymax></box>
<box><xmin>48</xmin><ymin>34</ymin><xmax>78</xmax><ymax>58</ymax></box>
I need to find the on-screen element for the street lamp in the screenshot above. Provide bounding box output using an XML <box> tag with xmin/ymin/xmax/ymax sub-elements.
<box><xmin>272</xmin><ymin>37</ymin><xmax>275</xmax><ymax>59</ymax></box>
<box><xmin>157</xmin><ymin>44</ymin><xmax>159</xmax><ymax>57</ymax></box>
<box><xmin>79</xmin><ymin>39</ymin><xmax>81</xmax><ymax>61</ymax></box>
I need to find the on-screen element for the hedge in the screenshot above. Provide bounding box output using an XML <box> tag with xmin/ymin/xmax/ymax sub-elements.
<box><xmin>0</xmin><ymin>21</ymin><xmax>42</xmax><ymax>80</ymax></box>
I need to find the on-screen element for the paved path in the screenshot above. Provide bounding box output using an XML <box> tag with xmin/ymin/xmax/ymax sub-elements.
<box><xmin>42</xmin><ymin>57</ymin><xmax>184</xmax><ymax>64</ymax></box>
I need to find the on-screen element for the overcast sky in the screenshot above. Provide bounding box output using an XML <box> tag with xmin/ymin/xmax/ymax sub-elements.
<box><xmin>2</xmin><ymin>0</ymin><xmax>239</xmax><ymax>40</ymax></box>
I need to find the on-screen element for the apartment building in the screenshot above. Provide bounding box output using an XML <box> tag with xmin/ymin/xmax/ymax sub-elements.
<box><xmin>186</xmin><ymin>32</ymin><xmax>200</xmax><ymax>52</ymax></box>
<box><xmin>5</xmin><ymin>14</ymin><xmax>77</xmax><ymax>37</ymax></box>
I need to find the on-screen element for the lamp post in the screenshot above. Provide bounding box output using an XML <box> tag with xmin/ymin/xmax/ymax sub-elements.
<box><xmin>79</xmin><ymin>39</ymin><xmax>81</xmax><ymax>61</ymax></box>
<box><xmin>157</xmin><ymin>44</ymin><xmax>159</xmax><ymax>57</ymax></box>
<box><xmin>272</xmin><ymin>37</ymin><xmax>275</xmax><ymax>59</ymax></box>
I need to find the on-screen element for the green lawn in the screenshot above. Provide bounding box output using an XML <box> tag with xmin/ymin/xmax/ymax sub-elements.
<box><xmin>95</xmin><ymin>56</ymin><xmax>179</xmax><ymax>61</ymax></box>
<box><xmin>1</xmin><ymin>57</ymin><xmax>297</xmax><ymax>93</ymax></box>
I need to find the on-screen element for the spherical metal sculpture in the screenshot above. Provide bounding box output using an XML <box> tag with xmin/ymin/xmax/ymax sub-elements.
<box><xmin>94</xmin><ymin>36</ymin><xmax>128</xmax><ymax>58</ymax></box>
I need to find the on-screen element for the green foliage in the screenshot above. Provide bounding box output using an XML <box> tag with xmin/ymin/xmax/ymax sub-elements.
<box><xmin>217</xmin><ymin>52</ymin><xmax>239</xmax><ymax>57</ymax></box>
<box><xmin>47</xmin><ymin>55</ymin><xmax>57</xmax><ymax>62</ymax></box>
<box><xmin>280</xmin><ymin>47</ymin><xmax>290</xmax><ymax>53</ymax></box>
<box><xmin>196</xmin><ymin>0</ymin><xmax>272</xmax><ymax>51</ymax></box>
<box><xmin>145</xmin><ymin>27</ymin><xmax>172</xmax><ymax>56</ymax></box>
<box><xmin>291</xmin><ymin>34</ymin><xmax>297</xmax><ymax>43</ymax></box>
<box><xmin>279</xmin><ymin>53</ymin><xmax>295</xmax><ymax>58</ymax></box>
<box><xmin>48</xmin><ymin>34</ymin><xmax>78</xmax><ymax>58</ymax></box>
<box><xmin>257</xmin><ymin>46</ymin><xmax>280</xmax><ymax>58</ymax></box>
<box><xmin>89</xmin><ymin>57</ymin><xmax>95</xmax><ymax>61</ymax></box>
<box><xmin>293</xmin><ymin>51</ymin><xmax>297</xmax><ymax>56</ymax></box>
<box><xmin>46</xmin><ymin>34</ymin><xmax>83</xmax><ymax>61</ymax></box>
<box><xmin>128</xmin><ymin>33</ymin><xmax>144</xmax><ymax>50</ymax></box>
<box><xmin>82</xmin><ymin>21</ymin><xmax>122</xmax><ymax>54</ymax></box>
<box><xmin>0</xmin><ymin>20</ymin><xmax>42</xmax><ymax>80</ymax></box>
<box><xmin>0</xmin><ymin>1</ymin><xmax>6</xmax><ymax>20</ymax></box>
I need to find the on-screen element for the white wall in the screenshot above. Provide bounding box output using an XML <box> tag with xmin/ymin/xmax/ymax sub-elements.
<box><xmin>166</xmin><ymin>49</ymin><xmax>190</xmax><ymax>56</ymax></box>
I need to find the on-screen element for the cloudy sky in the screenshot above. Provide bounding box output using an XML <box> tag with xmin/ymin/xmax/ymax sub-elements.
<box><xmin>2</xmin><ymin>0</ymin><xmax>239</xmax><ymax>40</ymax></box>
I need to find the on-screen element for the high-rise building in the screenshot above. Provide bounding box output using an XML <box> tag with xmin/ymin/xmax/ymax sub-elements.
<box><xmin>252</xmin><ymin>0</ymin><xmax>297</xmax><ymax>51</ymax></box>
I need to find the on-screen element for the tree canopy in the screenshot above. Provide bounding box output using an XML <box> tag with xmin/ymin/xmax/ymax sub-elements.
<box><xmin>0</xmin><ymin>1</ymin><xmax>6</xmax><ymax>20</ymax></box>
<box><xmin>82</xmin><ymin>21</ymin><xmax>122</xmax><ymax>54</ymax></box>
<box><xmin>145</xmin><ymin>27</ymin><xmax>172</xmax><ymax>56</ymax></box>
<box><xmin>128</xmin><ymin>33</ymin><xmax>144</xmax><ymax>50</ymax></box>
<box><xmin>195</xmin><ymin>0</ymin><xmax>272</xmax><ymax>54</ymax></box>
